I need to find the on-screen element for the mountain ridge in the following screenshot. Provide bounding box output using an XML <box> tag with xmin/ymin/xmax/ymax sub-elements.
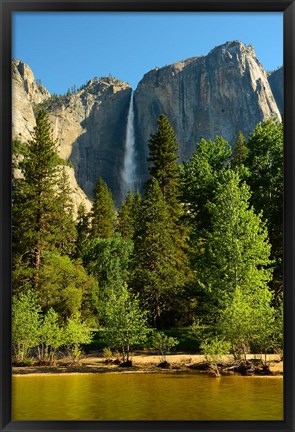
<box><xmin>12</xmin><ymin>40</ymin><xmax>283</xmax><ymax>205</ymax></box>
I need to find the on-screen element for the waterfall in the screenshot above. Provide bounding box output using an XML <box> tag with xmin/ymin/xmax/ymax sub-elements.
<box><xmin>122</xmin><ymin>91</ymin><xmax>136</xmax><ymax>196</ymax></box>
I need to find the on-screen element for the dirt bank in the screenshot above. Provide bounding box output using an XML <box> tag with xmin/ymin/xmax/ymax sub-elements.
<box><xmin>12</xmin><ymin>352</ymin><xmax>283</xmax><ymax>376</ymax></box>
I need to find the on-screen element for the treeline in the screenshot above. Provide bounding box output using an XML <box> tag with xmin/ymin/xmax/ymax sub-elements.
<box><xmin>12</xmin><ymin>110</ymin><xmax>283</xmax><ymax>365</ymax></box>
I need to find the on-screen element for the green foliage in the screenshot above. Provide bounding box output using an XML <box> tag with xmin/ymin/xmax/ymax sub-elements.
<box><xmin>102</xmin><ymin>284</ymin><xmax>150</xmax><ymax>361</ymax></box>
<box><xmin>245</xmin><ymin>119</ymin><xmax>283</xmax><ymax>297</ymax></box>
<box><xmin>75</xmin><ymin>203</ymin><xmax>90</xmax><ymax>259</ymax></box>
<box><xmin>39</xmin><ymin>252</ymin><xmax>99</xmax><ymax>321</ymax></box>
<box><xmin>64</xmin><ymin>314</ymin><xmax>94</xmax><ymax>362</ymax></box>
<box><xmin>196</xmin><ymin>170</ymin><xmax>272</xmax><ymax>322</ymax></box>
<box><xmin>152</xmin><ymin>331</ymin><xmax>178</xmax><ymax>362</ymax></box>
<box><xmin>83</xmin><ymin>234</ymin><xmax>133</xmax><ymax>314</ymax></box>
<box><xmin>132</xmin><ymin>178</ymin><xmax>184</xmax><ymax>326</ymax></box>
<box><xmin>218</xmin><ymin>286</ymin><xmax>278</xmax><ymax>363</ymax></box>
<box><xmin>91</xmin><ymin>177</ymin><xmax>116</xmax><ymax>239</ymax></box>
<box><xmin>12</xmin><ymin>109</ymin><xmax>76</xmax><ymax>292</ymax></box>
<box><xmin>117</xmin><ymin>190</ymin><xmax>135</xmax><ymax>240</ymax></box>
<box><xmin>12</xmin><ymin>139</ymin><xmax>28</xmax><ymax>156</ymax></box>
<box><xmin>231</xmin><ymin>130</ymin><xmax>248</xmax><ymax>170</ymax></box>
<box><xmin>12</xmin><ymin>291</ymin><xmax>41</xmax><ymax>362</ymax></box>
<box><xmin>38</xmin><ymin>308</ymin><xmax>63</xmax><ymax>363</ymax></box>
<box><xmin>148</xmin><ymin>114</ymin><xmax>180</xmax><ymax>203</ymax></box>
<box><xmin>200</xmin><ymin>337</ymin><xmax>231</xmax><ymax>365</ymax></box>
<box><xmin>181</xmin><ymin>136</ymin><xmax>232</xmax><ymax>236</ymax></box>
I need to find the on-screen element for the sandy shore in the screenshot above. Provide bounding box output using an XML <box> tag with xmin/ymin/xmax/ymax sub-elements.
<box><xmin>12</xmin><ymin>352</ymin><xmax>283</xmax><ymax>376</ymax></box>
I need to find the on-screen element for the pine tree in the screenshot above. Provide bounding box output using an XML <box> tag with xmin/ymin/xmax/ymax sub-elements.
<box><xmin>52</xmin><ymin>166</ymin><xmax>77</xmax><ymax>256</ymax></box>
<box><xmin>12</xmin><ymin>109</ymin><xmax>74</xmax><ymax>292</ymax></box>
<box><xmin>91</xmin><ymin>177</ymin><xmax>116</xmax><ymax>239</ymax></box>
<box><xmin>132</xmin><ymin>178</ymin><xmax>184</xmax><ymax>327</ymax></box>
<box><xmin>117</xmin><ymin>190</ymin><xmax>134</xmax><ymax>240</ymax></box>
<box><xmin>75</xmin><ymin>203</ymin><xmax>90</xmax><ymax>258</ymax></box>
<box><xmin>231</xmin><ymin>131</ymin><xmax>248</xmax><ymax>169</ymax></box>
<box><xmin>148</xmin><ymin>114</ymin><xmax>180</xmax><ymax>203</ymax></box>
<box><xmin>148</xmin><ymin>115</ymin><xmax>191</xmax><ymax>286</ymax></box>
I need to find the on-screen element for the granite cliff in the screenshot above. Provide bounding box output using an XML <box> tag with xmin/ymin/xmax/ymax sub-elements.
<box><xmin>134</xmin><ymin>41</ymin><xmax>281</xmax><ymax>184</ymax></box>
<box><xmin>268</xmin><ymin>67</ymin><xmax>283</xmax><ymax>114</ymax></box>
<box><xmin>12</xmin><ymin>41</ymin><xmax>282</xmax><ymax>205</ymax></box>
<box><xmin>12</xmin><ymin>61</ymin><xmax>92</xmax><ymax>214</ymax></box>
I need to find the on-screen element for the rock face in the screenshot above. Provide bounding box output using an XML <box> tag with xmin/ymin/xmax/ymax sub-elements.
<box><xmin>12</xmin><ymin>60</ymin><xmax>92</xmax><ymax>215</ymax></box>
<box><xmin>268</xmin><ymin>67</ymin><xmax>283</xmax><ymax>114</ymax></box>
<box><xmin>12</xmin><ymin>41</ymin><xmax>282</xmax><ymax>205</ymax></box>
<box><xmin>40</xmin><ymin>78</ymin><xmax>132</xmax><ymax>204</ymax></box>
<box><xmin>134</xmin><ymin>41</ymin><xmax>281</xmax><ymax>183</ymax></box>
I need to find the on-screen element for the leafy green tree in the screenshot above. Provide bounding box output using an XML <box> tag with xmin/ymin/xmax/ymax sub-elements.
<box><xmin>250</xmin><ymin>288</ymin><xmax>278</xmax><ymax>364</ymax></box>
<box><xmin>12</xmin><ymin>291</ymin><xmax>41</xmax><ymax>362</ymax></box>
<box><xmin>219</xmin><ymin>286</ymin><xmax>277</xmax><ymax>364</ymax></box>
<box><xmin>218</xmin><ymin>287</ymin><xmax>256</xmax><ymax>360</ymax></box>
<box><xmin>152</xmin><ymin>331</ymin><xmax>178</xmax><ymax>363</ymax></box>
<box><xmin>91</xmin><ymin>177</ymin><xmax>116</xmax><ymax>239</ymax></box>
<box><xmin>245</xmin><ymin>119</ymin><xmax>283</xmax><ymax>298</ymax></box>
<box><xmin>12</xmin><ymin>109</ymin><xmax>76</xmax><ymax>292</ymax></box>
<box><xmin>39</xmin><ymin>252</ymin><xmax>99</xmax><ymax>321</ymax></box>
<box><xmin>181</xmin><ymin>136</ymin><xmax>232</xmax><ymax>236</ymax></box>
<box><xmin>196</xmin><ymin>170</ymin><xmax>272</xmax><ymax>323</ymax></box>
<box><xmin>117</xmin><ymin>190</ymin><xmax>134</xmax><ymax>240</ymax></box>
<box><xmin>132</xmin><ymin>178</ymin><xmax>184</xmax><ymax>326</ymax></box>
<box><xmin>102</xmin><ymin>284</ymin><xmax>150</xmax><ymax>362</ymax></box>
<box><xmin>38</xmin><ymin>308</ymin><xmax>63</xmax><ymax>363</ymax></box>
<box><xmin>83</xmin><ymin>234</ymin><xmax>133</xmax><ymax>314</ymax></box>
<box><xmin>64</xmin><ymin>314</ymin><xmax>94</xmax><ymax>362</ymax></box>
<box><xmin>200</xmin><ymin>337</ymin><xmax>231</xmax><ymax>376</ymax></box>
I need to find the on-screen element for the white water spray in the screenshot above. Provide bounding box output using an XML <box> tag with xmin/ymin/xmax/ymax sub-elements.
<box><xmin>122</xmin><ymin>91</ymin><xmax>136</xmax><ymax>196</ymax></box>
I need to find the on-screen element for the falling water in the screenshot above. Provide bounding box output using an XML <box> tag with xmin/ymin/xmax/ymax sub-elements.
<box><xmin>122</xmin><ymin>91</ymin><xmax>136</xmax><ymax>196</ymax></box>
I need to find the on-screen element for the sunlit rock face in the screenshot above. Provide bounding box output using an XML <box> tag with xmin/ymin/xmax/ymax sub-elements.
<box><xmin>12</xmin><ymin>41</ymin><xmax>282</xmax><ymax>205</ymax></box>
<box><xmin>134</xmin><ymin>41</ymin><xmax>281</xmax><ymax>183</ymax></box>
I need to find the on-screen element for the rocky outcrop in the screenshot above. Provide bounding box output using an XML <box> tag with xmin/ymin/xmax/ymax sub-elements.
<box><xmin>12</xmin><ymin>41</ymin><xmax>283</xmax><ymax>205</ymax></box>
<box><xmin>41</xmin><ymin>78</ymin><xmax>132</xmax><ymax>204</ymax></box>
<box><xmin>134</xmin><ymin>41</ymin><xmax>281</xmax><ymax>182</ymax></box>
<box><xmin>268</xmin><ymin>67</ymin><xmax>283</xmax><ymax>114</ymax></box>
<box><xmin>12</xmin><ymin>60</ymin><xmax>92</xmax><ymax>215</ymax></box>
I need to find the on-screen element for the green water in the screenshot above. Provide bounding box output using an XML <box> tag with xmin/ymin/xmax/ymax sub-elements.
<box><xmin>12</xmin><ymin>373</ymin><xmax>283</xmax><ymax>421</ymax></box>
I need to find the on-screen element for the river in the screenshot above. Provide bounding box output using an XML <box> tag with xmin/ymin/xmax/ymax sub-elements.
<box><xmin>12</xmin><ymin>372</ymin><xmax>283</xmax><ymax>420</ymax></box>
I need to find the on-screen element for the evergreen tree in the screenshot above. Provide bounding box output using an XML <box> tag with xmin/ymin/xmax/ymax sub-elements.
<box><xmin>148</xmin><ymin>114</ymin><xmax>180</xmax><ymax>204</ymax></box>
<box><xmin>148</xmin><ymin>115</ymin><xmax>192</xmax><ymax>289</ymax></box>
<box><xmin>231</xmin><ymin>130</ymin><xmax>248</xmax><ymax>170</ymax></box>
<box><xmin>12</xmin><ymin>109</ymin><xmax>75</xmax><ymax>292</ymax></box>
<box><xmin>132</xmin><ymin>178</ymin><xmax>184</xmax><ymax>327</ymax></box>
<box><xmin>91</xmin><ymin>177</ymin><xmax>116</xmax><ymax>239</ymax></box>
<box><xmin>117</xmin><ymin>190</ymin><xmax>134</xmax><ymax>240</ymax></box>
<box><xmin>52</xmin><ymin>166</ymin><xmax>77</xmax><ymax>256</ymax></box>
<box><xmin>196</xmin><ymin>170</ymin><xmax>272</xmax><ymax>324</ymax></box>
<box><xmin>75</xmin><ymin>203</ymin><xmax>90</xmax><ymax>258</ymax></box>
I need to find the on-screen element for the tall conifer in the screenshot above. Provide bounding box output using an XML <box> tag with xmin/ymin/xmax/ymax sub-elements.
<box><xmin>12</xmin><ymin>109</ymin><xmax>75</xmax><ymax>291</ymax></box>
<box><xmin>91</xmin><ymin>177</ymin><xmax>116</xmax><ymax>239</ymax></box>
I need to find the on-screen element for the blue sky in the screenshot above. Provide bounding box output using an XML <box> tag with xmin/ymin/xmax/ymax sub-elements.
<box><xmin>13</xmin><ymin>12</ymin><xmax>283</xmax><ymax>95</ymax></box>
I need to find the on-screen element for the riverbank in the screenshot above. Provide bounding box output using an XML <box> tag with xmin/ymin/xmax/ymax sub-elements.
<box><xmin>12</xmin><ymin>351</ymin><xmax>283</xmax><ymax>376</ymax></box>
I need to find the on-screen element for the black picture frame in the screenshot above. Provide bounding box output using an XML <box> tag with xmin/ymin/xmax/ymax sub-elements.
<box><xmin>1</xmin><ymin>1</ymin><xmax>294</xmax><ymax>431</ymax></box>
